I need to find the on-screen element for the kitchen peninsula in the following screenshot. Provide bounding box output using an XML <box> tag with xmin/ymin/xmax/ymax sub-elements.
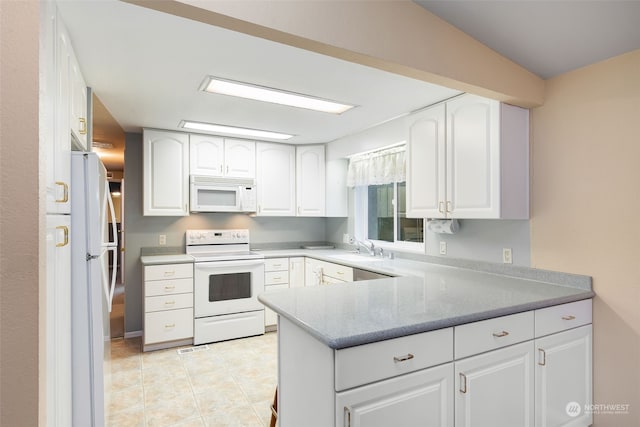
<box><xmin>259</xmin><ymin>257</ymin><xmax>594</xmax><ymax>427</ymax></box>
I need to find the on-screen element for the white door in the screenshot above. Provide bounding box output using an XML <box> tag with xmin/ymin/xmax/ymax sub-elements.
<box><xmin>455</xmin><ymin>341</ymin><xmax>535</xmax><ymax>427</ymax></box>
<box><xmin>46</xmin><ymin>215</ymin><xmax>72</xmax><ymax>427</ymax></box>
<box><xmin>446</xmin><ymin>94</ymin><xmax>501</xmax><ymax>218</ymax></box>
<box><xmin>289</xmin><ymin>257</ymin><xmax>305</xmax><ymax>288</ymax></box>
<box><xmin>190</xmin><ymin>134</ymin><xmax>224</xmax><ymax>176</ymax></box>
<box><xmin>225</xmin><ymin>139</ymin><xmax>256</xmax><ymax>178</ymax></box>
<box><xmin>336</xmin><ymin>363</ymin><xmax>454</xmax><ymax>427</ymax></box>
<box><xmin>535</xmin><ymin>325</ymin><xmax>593</xmax><ymax>427</ymax></box>
<box><xmin>296</xmin><ymin>145</ymin><xmax>325</xmax><ymax>216</ymax></box>
<box><xmin>406</xmin><ymin>103</ymin><xmax>446</xmax><ymax>218</ymax></box>
<box><xmin>69</xmin><ymin>49</ymin><xmax>87</xmax><ymax>150</ymax></box>
<box><xmin>256</xmin><ymin>142</ymin><xmax>296</xmax><ymax>216</ymax></box>
<box><xmin>143</xmin><ymin>129</ymin><xmax>189</xmax><ymax>216</ymax></box>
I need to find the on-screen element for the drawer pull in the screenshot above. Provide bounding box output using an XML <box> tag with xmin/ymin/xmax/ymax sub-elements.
<box><xmin>272</xmin><ymin>264</ymin><xmax>282</xmax><ymax>267</ymax></box>
<box><xmin>164</xmin><ymin>300</ymin><xmax>176</xmax><ymax>305</ymax></box>
<box><xmin>273</xmin><ymin>277</ymin><xmax>282</xmax><ymax>281</ymax></box>
<box><xmin>393</xmin><ymin>353</ymin><xmax>414</xmax><ymax>363</ymax></box>
<box><xmin>164</xmin><ymin>285</ymin><xmax>175</xmax><ymax>291</ymax></box>
<box><xmin>562</xmin><ymin>315</ymin><xmax>576</xmax><ymax>321</ymax></box>
<box><xmin>459</xmin><ymin>373</ymin><xmax>467</xmax><ymax>393</ymax></box>
<box><xmin>492</xmin><ymin>330</ymin><xmax>510</xmax><ymax>338</ymax></box>
<box><xmin>337</xmin><ymin>271</ymin><xmax>344</xmax><ymax>275</ymax></box>
<box><xmin>538</xmin><ymin>348</ymin><xmax>546</xmax><ymax>366</ymax></box>
<box><xmin>164</xmin><ymin>323</ymin><xmax>175</xmax><ymax>329</ymax></box>
<box><xmin>164</xmin><ymin>271</ymin><xmax>176</xmax><ymax>277</ymax></box>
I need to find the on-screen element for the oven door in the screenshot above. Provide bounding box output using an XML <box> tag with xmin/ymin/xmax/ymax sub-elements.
<box><xmin>194</xmin><ymin>259</ymin><xmax>265</xmax><ymax>318</ymax></box>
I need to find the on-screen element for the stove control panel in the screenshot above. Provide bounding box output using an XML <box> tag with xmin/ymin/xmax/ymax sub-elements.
<box><xmin>186</xmin><ymin>229</ymin><xmax>250</xmax><ymax>246</ymax></box>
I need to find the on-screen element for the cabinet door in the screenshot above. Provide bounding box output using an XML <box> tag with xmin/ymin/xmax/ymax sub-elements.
<box><xmin>296</xmin><ymin>145</ymin><xmax>325</xmax><ymax>216</ymax></box>
<box><xmin>325</xmin><ymin>159</ymin><xmax>348</xmax><ymax>217</ymax></box>
<box><xmin>256</xmin><ymin>142</ymin><xmax>295</xmax><ymax>216</ymax></box>
<box><xmin>225</xmin><ymin>139</ymin><xmax>256</xmax><ymax>178</ymax></box>
<box><xmin>455</xmin><ymin>341</ymin><xmax>534</xmax><ymax>427</ymax></box>
<box><xmin>336</xmin><ymin>363</ymin><xmax>453</xmax><ymax>427</ymax></box>
<box><xmin>264</xmin><ymin>283</ymin><xmax>288</xmax><ymax>327</ymax></box>
<box><xmin>143</xmin><ymin>129</ymin><xmax>189</xmax><ymax>216</ymax></box>
<box><xmin>446</xmin><ymin>94</ymin><xmax>501</xmax><ymax>219</ymax></box>
<box><xmin>289</xmin><ymin>257</ymin><xmax>305</xmax><ymax>288</ymax></box>
<box><xmin>69</xmin><ymin>49</ymin><xmax>87</xmax><ymax>150</ymax></box>
<box><xmin>304</xmin><ymin>258</ymin><xmax>322</xmax><ymax>286</ymax></box>
<box><xmin>406</xmin><ymin>103</ymin><xmax>446</xmax><ymax>218</ymax></box>
<box><xmin>189</xmin><ymin>134</ymin><xmax>224</xmax><ymax>176</ymax></box>
<box><xmin>535</xmin><ymin>325</ymin><xmax>593</xmax><ymax>427</ymax></box>
<box><xmin>46</xmin><ymin>215</ymin><xmax>72</xmax><ymax>426</ymax></box>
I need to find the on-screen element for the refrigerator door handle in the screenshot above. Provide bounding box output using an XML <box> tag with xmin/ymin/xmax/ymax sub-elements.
<box><xmin>107</xmin><ymin>246</ymin><xmax>117</xmax><ymax>313</ymax></box>
<box><xmin>102</xmin><ymin>180</ymin><xmax>119</xmax><ymax>312</ymax></box>
<box><xmin>104</xmin><ymin>180</ymin><xmax>118</xmax><ymax>249</ymax></box>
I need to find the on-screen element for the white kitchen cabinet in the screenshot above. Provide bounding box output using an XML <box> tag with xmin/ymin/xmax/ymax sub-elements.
<box><xmin>289</xmin><ymin>257</ymin><xmax>305</xmax><ymax>288</ymax></box>
<box><xmin>264</xmin><ymin>258</ymin><xmax>290</xmax><ymax>329</ymax></box>
<box><xmin>190</xmin><ymin>135</ymin><xmax>255</xmax><ymax>178</ymax></box>
<box><xmin>304</xmin><ymin>258</ymin><xmax>353</xmax><ymax>286</ymax></box>
<box><xmin>69</xmin><ymin>48</ymin><xmax>87</xmax><ymax>150</ymax></box>
<box><xmin>143</xmin><ymin>263</ymin><xmax>194</xmax><ymax>351</ymax></box>
<box><xmin>407</xmin><ymin>93</ymin><xmax>529</xmax><ymax>219</ymax></box>
<box><xmin>143</xmin><ymin>129</ymin><xmax>189</xmax><ymax>216</ymax></box>
<box><xmin>256</xmin><ymin>142</ymin><xmax>296</xmax><ymax>216</ymax></box>
<box><xmin>336</xmin><ymin>363</ymin><xmax>454</xmax><ymax>427</ymax></box>
<box><xmin>296</xmin><ymin>145</ymin><xmax>325</xmax><ymax>216</ymax></box>
<box><xmin>305</xmin><ymin>258</ymin><xmax>323</xmax><ymax>286</ymax></box>
<box><xmin>455</xmin><ymin>341</ymin><xmax>535</xmax><ymax>427</ymax></box>
<box><xmin>45</xmin><ymin>215</ymin><xmax>72</xmax><ymax>426</ymax></box>
<box><xmin>325</xmin><ymin>158</ymin><xmax>349</xmax><ymax>217</ymax></box>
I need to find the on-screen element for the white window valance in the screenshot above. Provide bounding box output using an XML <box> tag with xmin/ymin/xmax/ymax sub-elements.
<box><xmin>346</xmin><ymin>145</ymin><xmax>406</xmax><ymax>187</ymax></box>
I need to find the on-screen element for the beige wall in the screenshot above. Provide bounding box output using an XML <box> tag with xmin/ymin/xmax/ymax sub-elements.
<box><xmin>531</xmin><ymin>49</ymin><xmax>640</xmax><ymax>426</ymax></box>
<box><xmin>0</xmin><ymin>0</ymin><xmax>41</xmax><ymax>425</ymax></box>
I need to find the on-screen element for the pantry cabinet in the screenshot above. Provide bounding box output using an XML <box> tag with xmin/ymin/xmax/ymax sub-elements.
<box><xmin>407</xmin><ymin>93</ymin><xmax>529</xmax><ymax>219</ymax></box>
<box><xmin>189</xmin><ymin>135</ymin><xmax>255</xmax><ymax>178</ymax></box>
<box><xmin>296</xmin><ymin>145</ymin><xmax>325</xmax><ymax>216</ymax></box>
<box><xmin>143</xmin><ymin>129</ymin><xmax>190</xmax><ymax>216</ymax></box>
<box><xmin>256</xmin><ymin>142</ymin><xmax>296</xmax><ymax>216</ymax></box>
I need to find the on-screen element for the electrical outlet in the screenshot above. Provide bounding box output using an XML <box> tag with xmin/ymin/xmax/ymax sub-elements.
<box><xmin>159</xmin><ymin>234</ymin><xmax>167</xmax><ymax>246</ymax></box>
<box><xmin>503</xmin><ymin>248</ymin><xmax>513</xmax><ymax>264</ymax></box>
<box><xmin>439</xmin><ymin>241</ymin><xmax>447</xmax><ymax>255</ymax></box>
<box><xmin>343</xmin><ymin>233</ymin><xmax>351</xmax><ymax>244</ymax></box>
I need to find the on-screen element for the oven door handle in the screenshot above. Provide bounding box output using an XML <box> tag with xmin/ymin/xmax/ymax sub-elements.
<box><xmin>195</xmin><ymin>259</ymin><xmax>265</xmax><ymax>270</ymax></box>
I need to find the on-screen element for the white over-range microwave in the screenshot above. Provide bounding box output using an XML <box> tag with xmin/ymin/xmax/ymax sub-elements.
<box><xmin>190</xmin><ymin>175</ymin><xmax>257</xmax><ymax>213</ymax></box>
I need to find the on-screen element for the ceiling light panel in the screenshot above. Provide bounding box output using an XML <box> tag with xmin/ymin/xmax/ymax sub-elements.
<box><xmin>180</xmin><ymin>120</ymin><xmax>294</xmax><ymax>140</ymax></box>
<box><xmin>201</xmin><ymin>77</ymin><xmax>355</xmax><ymax>114</ymax></box>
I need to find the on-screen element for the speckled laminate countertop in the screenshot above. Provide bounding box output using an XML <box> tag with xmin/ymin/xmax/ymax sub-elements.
<box><xmin>257</xmin><ymin>255</ymin><xmax>594</xmax><ymax>349</ymax></box>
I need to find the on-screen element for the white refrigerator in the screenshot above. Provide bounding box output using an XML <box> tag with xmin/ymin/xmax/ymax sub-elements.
<box><xmin>71</xmin><ymin>151</ymin><xmax>118</xmax><ymax>426</ymax></box>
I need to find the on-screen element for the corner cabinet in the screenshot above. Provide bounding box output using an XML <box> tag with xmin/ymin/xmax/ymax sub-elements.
<box><xmin>143</xmin><ymin>129</ymin><xmax>189</xmax><ymax>216</ymax></box>
<box><xmin>296</xmin><ymin>145</ymin><xmax>325</xmax><ymax>216</ymax></box>
<box><xmin>406</xmin><ymin>93</ymin><xmax>529</xmax><ymax>219</ymax></box>
<box><xmin>256</xmin><ymin>142</ymin><xmax>296</xmax><ymax>216</ymax></box>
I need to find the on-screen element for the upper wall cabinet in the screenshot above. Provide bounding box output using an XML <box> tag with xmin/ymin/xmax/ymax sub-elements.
<box><xmin>143</xmin><ymin>129</ymin><xmax>189</xmax><ymax>216</ymax></box>
<box><xmin>69</xmin><ymin>48</ymin><xmax>88</xmax><ymax>150</ymax></box>
<box><xmin>189</xmin><ymin>135</ymin><xmax>255</xmax><ymax>179</ymax></box>
<box><xmin>296</xmin><ymin>145</ymin><xmax>325</xmax><ymax>216</ymax></box>
<box><xmin>407</xmin><ymin>94</ymin><xmax>529</xmax><ymax>219</ymax></box>
<box><xmin>256</xmin><ymin>142</ymin><xmax>296</xmax><ymax>216</ymax></box>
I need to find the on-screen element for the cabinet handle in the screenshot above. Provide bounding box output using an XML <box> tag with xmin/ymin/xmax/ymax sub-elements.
<box><xmin>538</xmin><ymin>348</ymin><xmax>546</xmax><ymax>366</ymax></box>
<box><xmin>337</xmin><ymin>271</ymin><xmax>344</xmax><ymax>275</ymax></box>
<box><xmin>562</xmin><ymin>315</ymin><xmax>576</xmax><ymax>321</ymax></box>
<box><xmin>446</xmin><ymin>201</ymin><xmax>452</xmax><ymax>213</ymax></box>
<box><xmin>164</xmin><ymin>271</ymin><xmax>175</xmax><ymax>277</ymax></box>
<box><xmin>297</xmin><ymin>206</ymin><xmax>301</xmax><ymax>214</ymax></box>
<box><xmin>492</xmin><ymin>330</ymin><xmax>510</xmax><ymax>338</ymax></box>
<box><xmin>164</xmin><ymin>285</ymin><xmax>175</xmax><ymax>291</ymax></box>
<box><xmin>344</xmin><ymin>406</ymin><xmax>351</xmax><ymax>427</ymax></box>
<box><xmin>55</xmin><ymin>181</ymin><xmax>69</xmax><ymax>203</ymax></box>
<box><xmin>55</xmin><ymin>226</ymin><xmax>69</xmax><ymax>247</ymax></box>
<box><xmin>273</xmin><ymin>277</ymin><xmax>282</xmax><ymax>281</ymax></box>
<box><xmin>393</xmin><ymin>353</ymin><xmax>414</xmax><ymax>363</ymax></box>
<box><xmin>272</xmin><ymin>264</ymin><xmax>282</xmax><ymax>267</ymax></box>
<box><xmin>164</xmin><ymin>323</ymin><xmax>175</xmax><ymax>328</ymax></box>
<box><xmin>164</xmin><ymin>300</ymin><xmax>176</xmax><ymax>305</ymax></box>
<box><xmin>226</xmin><ymin>165</ymin><xmax>229</xmax><ymax>174</ymax></box>
<box><xmin>459</xmin><ymin>373</ymin><xmax>468</xmax><ymax>393</ymax></box>
<box><xmin>79</xmin><ymin>117</ymin><xmax>87</xmax><ymax>135</ymax></box>
<box><xmin>438</xmin><ymin>201</ymin><xmax>445</xmax><ymax>213</ymax></box>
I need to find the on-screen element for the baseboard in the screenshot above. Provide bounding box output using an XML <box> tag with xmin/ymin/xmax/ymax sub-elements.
<box><xmin>124</xmin><ymin>330</ymin><xmax>142</xmax><ymax>339</ymax></box>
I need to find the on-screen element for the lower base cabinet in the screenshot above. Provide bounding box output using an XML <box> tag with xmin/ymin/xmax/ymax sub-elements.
<box><xmin>337</xmin><ymin>363</ymin><xmax>453</xmax><ymax>427</ymax></box>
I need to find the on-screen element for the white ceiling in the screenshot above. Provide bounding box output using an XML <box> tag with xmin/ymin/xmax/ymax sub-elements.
<box><xmin>414</xmin><ymin>0</ymin><xmax>640</xmax><ymax>79</ymax></box>
<box><xmin>57</xmin><ymin>0</ymin><xmax>640</xmax><ymax>155</ymax></box>
<box><xmin>56</xmin><ymin>0</ymin><xmax>461</xmax><ymax>145</ymax></box>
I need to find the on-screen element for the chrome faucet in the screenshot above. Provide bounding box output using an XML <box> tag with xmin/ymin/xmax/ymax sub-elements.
<box><xmin>354</xmin><ymin>239</ymin><xmax>375</xmax><ymax>256</ymax></box>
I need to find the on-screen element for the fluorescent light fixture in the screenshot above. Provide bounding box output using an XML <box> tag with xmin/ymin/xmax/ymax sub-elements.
<box><xmin>201</xmin><ymin>76</ymin><xmax>355</xmax><ymax>114</ymax></box>
<box><xmin>180</xmin><ymin>120</ymin><xmax>294</xmax><ymax>140</ymax></box>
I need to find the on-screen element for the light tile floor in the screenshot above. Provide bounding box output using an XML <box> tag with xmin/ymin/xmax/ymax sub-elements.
<box><xmin>108</xmin><ymin>333</ymin><xmax>277</xmax><ymax>427</ymax></box>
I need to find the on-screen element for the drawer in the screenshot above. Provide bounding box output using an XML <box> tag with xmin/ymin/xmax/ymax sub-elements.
<box><xmin>265</xmin><ymin>271</ymin><xmax>289</xmax><ymax>285</ymax></box>
<box><xmin>145</xmin><ymin>263</ymin><xmax>192</xmax><ymax>281</ymax></box>
<box><xmin>535</xmin><ymin>299</ymin><xmax>592</xmax><ymax>337</ymax></box>
<box><xmin>322</xmin><ymin>261</ymin><xmax>353</xmax><ymax>282</ymax></box>
<box><xmin>145</xmin><ymin>293</ymin><xmax>193</xmax><ymax>313</ymax></box>
<box><xmin>145</xmin><ymin>278</ymin><xmax>193</xmax><ymax>296</ymax></box>
<box><xmin>454</xmin><ymin>311</ymin><xmax>534</xmax><ymax>359</ymax></box>
<box><xmin>335</xmin><ymin>327</ymin><xmax>453</xmax><ymax>391</ymax></box>
<box><xmin>265</xmin><ymin>258</ymin><xmax>289</xmax><ymax>272</ymax></box>
<box><xmin>144</xmin><ymin>308</ymin><xmax>193</xmax><ymax>345</ymax></box>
